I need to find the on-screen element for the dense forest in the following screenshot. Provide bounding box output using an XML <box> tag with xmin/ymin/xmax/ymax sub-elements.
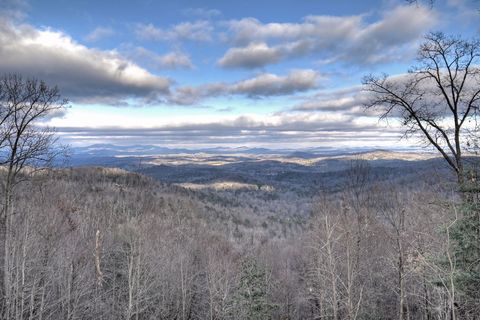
<box><xmin>0</xmin><ymin>159</ymin><xmax>476</xmax><ymax>319</ymax></box>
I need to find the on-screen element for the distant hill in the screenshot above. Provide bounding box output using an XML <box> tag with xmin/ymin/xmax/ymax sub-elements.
<box><xmin>63</xmin><ymin>144</ymin><xmax>456</xmax><ymax>197</ymax></box>
<box><xmin>71</xmin><ymin>144</ymin><xmax>431</xmax><ymax>159</ymax></box>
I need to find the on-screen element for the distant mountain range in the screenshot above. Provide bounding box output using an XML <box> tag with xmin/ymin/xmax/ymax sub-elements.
<box><xmin>71</xmin><ymin>143</ymin><xmax>427</xmax><ymax>158</ymax></box>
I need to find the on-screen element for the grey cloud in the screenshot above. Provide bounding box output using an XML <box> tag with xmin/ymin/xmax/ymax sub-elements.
<box><xmin>219</xmin><ymin>5</ymin><xmax>437</xmax><ymax>68</ymax></box>
<box><xmin>126</xmin><ymin>46</ymin><xmax>194</xmax><ymax>70</ymax></box>
<box><xmin>294</xmin><ymin>96</ymin><xmax>360</xmax><ymax>112</ymax></box>
<box><xmin>168</xmin><ymin>69</ymin><xmax>319</xmax><ymax>105</ymax></box>
<box><xmin>56</xmin><ymin>113</ymin><xmax>395</xmax><ymax>147</ymax></box>
<box><xmin>292</xmin><ymin>86</ymin><xmax>373</xmax><ymax>116</ymax></box>
<box><xmin>230</xmin><ymin>69</ymin><xmax>318</xmax><ymax>96</ymax></box>
<box><xmin>135</xmin><ymin>21</ymin><xmax>213</xmax><ymax>42</ymax></box>
<box><xmin>363</xmin><ymin>71</ymin><xmax>480</xmax><ymax>120</ymax></box>
<box><xmin>157</xmin><ymin>52</ymin><xmax>194</xmax><ymax>69</ymax></box>
<box><xmin>0</xmin><ymin>21</ymin><xmax>171</xmax><ymax>104</ymax></box>
<box><xmin>38</xmin><ymin>108</ymin><xmax>69</xmax><ymax>122</ymax></box>
<box><xmin>343</xmin><ymin>6</ymin><xmax>436</xmax><ymax>64</ymax></box>
<box><xmin>168</xmin><ymin>87</ymin><xmax>205</xmax><ymax>105</ymax></box>
<box><xmin>218</xmin><ymin>42</ymin><xmax>283</xmax><ymax>68</ymax></box>
<box><xmin>292</xmin><ymin>69</ymin><xmax>478</xmax><ymax>120</ymax></box>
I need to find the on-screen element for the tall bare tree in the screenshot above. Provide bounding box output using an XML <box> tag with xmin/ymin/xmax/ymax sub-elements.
<box><xmin>0</xmin><ymin>74</ymin><xmax>67</xmax><ymax>314</ymax></box>
<box><xmin>363</xmin><ymin>32</ymin><xmax>480</xmax><ymax>187</ymax></box>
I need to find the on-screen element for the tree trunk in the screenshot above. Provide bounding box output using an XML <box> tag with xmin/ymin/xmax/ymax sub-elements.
<box><xmin>398</xmin><ymin>250</ymin><xmax>405</xmax><ymax>320</ymax></box>
<box><xmin>0</xmin><ymin>179</ymin><xmax>12</xmax><ymax>316</ymax></box>
<box><xmin>0</xmin><ymin>214</ymin><xmax>6</xmax><ymax>315</ymax></box>
<box><xmin>457</xmin><ymin>170</ymin><xmax>464</xmax><ymax>189</ymax></box>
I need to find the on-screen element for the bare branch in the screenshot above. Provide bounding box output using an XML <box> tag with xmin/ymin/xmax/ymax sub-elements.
<box><xmin>364</xmin><ymin>32</ymin><xmax>480</xmax><ymax>186</ymax></box>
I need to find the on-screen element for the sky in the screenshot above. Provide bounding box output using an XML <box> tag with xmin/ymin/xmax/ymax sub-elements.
<box><xmin>0</xmin><ymin>0</ymin><xmax>479</xmax><ymax>149</ymax></box>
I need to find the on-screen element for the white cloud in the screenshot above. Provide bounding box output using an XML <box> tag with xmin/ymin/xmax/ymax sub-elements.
<box><xmin>126</xmin><ymin>46</ymin><xmax>194</xmax><ymax>70</ymax></box>
<box><xmin>168</xmin><ymin>69</ymin><xmax>320</xmax><ymax>105</ymax></box>
<box><xmin>226</xmin><ymin>15</ymin><xmax>362</xmax><ymax>45</ymax></box>
<box><xmin>219</xmin><ymin>5</ymin><xmax>437</xmax><ymax>68</ymax></box>
<box><xmin>135</xmin><ymin>20</ymin><xmax>213</xmax><ymax>42</ymax></box>
<box><xmin>85</xmin><ymin>26</ymin><xmax>115</xmax><ymax>42</ymax></box>
<box><xmin>0</xmin><ymin>20</ymin><xmax>171</xmax><ymax>104</ymax></box>
<box><xmin>218</xmin><ymin>42</ymin><xmax>283</xmax><ymax>68</ymax></box>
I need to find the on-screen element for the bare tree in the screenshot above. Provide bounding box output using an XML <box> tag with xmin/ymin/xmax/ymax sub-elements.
<box><xmin>308</xmin><ymin>198</ymin><xmax>365</xmax><ymax>320</ymax></box>
<box><xmin>0</xmin><ymin>74</ymin><xmax>67</xmax><ymax>314</ymax></box>
<box><xmin>363</xmin><ymin>32</ymin><xmax>480</xmax><ymax>187</ymax></box>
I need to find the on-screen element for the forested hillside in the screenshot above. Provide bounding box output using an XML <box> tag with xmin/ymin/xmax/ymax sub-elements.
<box><xmin>1</xmin><ymin>161</ymin><xmax>471</xmax><ymax>319</ymax></box>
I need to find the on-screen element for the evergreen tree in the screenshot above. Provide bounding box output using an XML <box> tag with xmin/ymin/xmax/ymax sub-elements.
<box><xmin>450</xmin><ymin>200</ymin><xmax>480</xmax><ymax>316</ymax></box>
<box><xmin>234</xmin><ymin>257</ymin><xmax>274</xmax><ymax>320</ymax></box>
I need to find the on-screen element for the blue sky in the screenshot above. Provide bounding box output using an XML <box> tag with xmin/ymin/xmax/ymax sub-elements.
<box><xmin>1</xmin><ymin>0</ymin><xmax>479</xmax><ymax>148</ymax></box>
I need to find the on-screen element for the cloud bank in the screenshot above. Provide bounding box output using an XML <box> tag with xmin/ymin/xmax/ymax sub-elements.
<box><xmin>169</xmin><ymin>69</ymin><xmax>320</xmax><ymax>105</ymax></box>
<box><xmin>56</xmin><ymin>113</ymin><xmax>399</xmax><ymax>148</ymax></box>
<box><xmin>219</xmin><ymin>5</ymin><xmax>437</xmax><ymax>68</ymax></box>
<box><xmin>0</xmin><ymin>20</ymin><xmax>171</xmax><ymax>104</ymax></box>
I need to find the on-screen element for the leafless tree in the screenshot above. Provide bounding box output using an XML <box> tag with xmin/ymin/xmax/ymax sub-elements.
<box><xmin>0</xmin><ymin>74</ymin><xmax>67</xmax><ymax>314</ymax></box>
<box><xmin>308</xmin><ymin>198</ymin><xmax>365</xmax><ymax>320</ymax></box>
<box><xmin>363</xmin><ymin>32</ymin><xmax>480</xmax><ymax>187</ymax></box>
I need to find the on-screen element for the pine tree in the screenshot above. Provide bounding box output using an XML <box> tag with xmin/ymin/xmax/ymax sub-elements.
<box><xmin>436</xmin><ymin>173</ymin><xmax>480</xmax><ymax>318</ymax></box>
<box><xmin>450</xmin><ymin>200</ymin><xmax>480</xmax><ymax>316</ymax></box>
<box><xmin>233</xmin><ymin>257</ymin><xmax>274</xmax><ymax>320</ymax></box>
